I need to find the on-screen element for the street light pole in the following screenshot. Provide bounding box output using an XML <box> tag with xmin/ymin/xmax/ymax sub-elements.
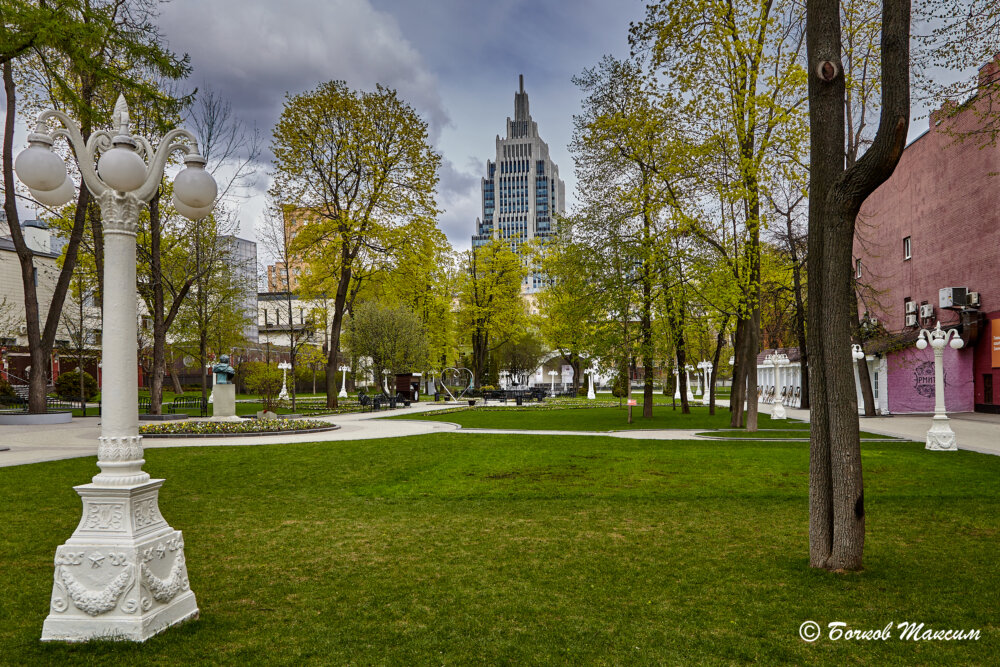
<box><xmin>16</xmin><ymin>95</ymin><xmax>215</xmax><ymax>642</ymax></box>
<box><xmin>586</xmin><ymin>367</ymin><xmax>596</xmax><ymax>400</ymax></box>
<box><xmin>338</xmin><ymin>365</ymin><xmax>350</xmax><ymax>399</ymax></box>
<box><xmin>765</xmin><ymin>353</ymin><xmax>789</xmax><ymax>420</ymax></box>
<box><xmin>916</xmin><ymin>322</ymin><xmax>964</xmax><ymax>451</ymax></box>
<box><xmin>278</xmin><ymin>361</ymin><xmax>291</xmax><ymax>400</ymax></box>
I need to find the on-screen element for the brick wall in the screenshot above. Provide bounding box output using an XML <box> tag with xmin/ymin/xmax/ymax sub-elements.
<box><xmin>886</xmin><ymin>346</ymin><xmax>974</xmax><ymax>413</ymax></box>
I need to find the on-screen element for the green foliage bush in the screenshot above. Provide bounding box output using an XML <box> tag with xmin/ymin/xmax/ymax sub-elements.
<box><xmin>55</xmin><ymin>370</ymin><xmax>98</xmax><ymax>400</ymax></box>
<box><xmin>577</xmin><ymin>385</ymin><xmax>588</xmax><ymax>397</ymax></box>
<box><xmin>244</xmin><ymin>362</ymin><xmax>285</xmax><ymax>412</ymax></box>
<box><xmin>0</xmin><ymin>377</ymin><xmax>14</xmax><ymax>397</ymax></box>
<box><xmin>611</xmin><ymin>373</ymin><xmax>628</xmax><ymax>399</ymax></box>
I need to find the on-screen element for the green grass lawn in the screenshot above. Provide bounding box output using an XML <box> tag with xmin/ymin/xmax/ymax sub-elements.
<box><xmin>1</xmin><ymin>434</ymin><xmax>995</xmax><ymax>664</ymax></box>
<box><xmin>388</xmin><ymin>404</ymin><xmax>802</xmax><ymax>431</ymax></box>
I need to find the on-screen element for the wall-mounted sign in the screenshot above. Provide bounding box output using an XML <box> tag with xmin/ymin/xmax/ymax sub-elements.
<box><xmin>992</xmin><ymin>319</ymin><xmax>1000</xmax><ymax>368</ymax></box>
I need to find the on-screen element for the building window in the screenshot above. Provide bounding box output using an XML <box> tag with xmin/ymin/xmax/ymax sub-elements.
<box><xmin>856</xmin><ymin>258</ymin><xmax>862</xmax><ymax>278</ymax></box>
<box><xmin>903</xmin><ymin>236</ymin><xmax>911</xmax><ymax>260</ymax></box>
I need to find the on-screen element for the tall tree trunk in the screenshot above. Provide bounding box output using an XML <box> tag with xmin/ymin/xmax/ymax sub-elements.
<box><xmin>325</xmin><ymin>264</ymin><xmax>352</xmax><ymax>408</ymax></box>
<box><xmin>641</xmin><ymin>208</ymin><xmax>654</xmax><ymax>419</ymax></box>
<box><xmin>149</xmin><ymin>191</ymin><xmax>166</xmax><ymax>415</ymax></box>
<box><xmin>788</xmin><ymin>216</ymin><xmax>810</xmax><ymax>410</ymax></box>
<box><xmin>807</xmin><ymin>0</ymin><xmax>910</xmax><ymax>571</ymax></box>
<box><xmin>676</xmin><ymin>339</ymin><xmax>690</xmax><ymax>415</ymax></box>
<box><xmin>709</xmin><ymin>316</ymin><xmax>730</xmax><ymax>415</ymax></box>
<box><xmin>730</xmin><ymin>318</ymin><xmax>747</xmax><ymax>427</ymax></box>
<box><xmin>855</xmin><ymin>319</ymin><xmax>877</xmax><ymax>416</ymax></box>
<box><xmin>2</xmin><ymin>61</ymin><xmax>90</xmax><ymax>413</ymax></box>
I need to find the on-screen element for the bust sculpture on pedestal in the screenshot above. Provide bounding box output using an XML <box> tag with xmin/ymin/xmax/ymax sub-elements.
<box><xmin>211</xmin><ymin>355</ymin><xmax>237</xmax><ymax>419</ymax></box>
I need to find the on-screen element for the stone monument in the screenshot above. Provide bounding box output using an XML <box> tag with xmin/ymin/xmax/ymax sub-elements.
<box><xmin>211</xmin><ymin>355</ymin><xmax>237</xmax><ymax>420</ymax></box>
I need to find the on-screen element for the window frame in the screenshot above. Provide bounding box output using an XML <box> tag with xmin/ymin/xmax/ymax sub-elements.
<box><xmin>903</xmin><ymin>236</ymin><xmax>911</xmax><ymax>260</ymax></box>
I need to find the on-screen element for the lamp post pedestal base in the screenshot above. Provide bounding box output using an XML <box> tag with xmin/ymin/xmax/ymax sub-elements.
<box><xmin>40</xmin><ymin>480</ymin><xmax>198</xmax><ymax>642</ymax></box>
<box><xmin>925</xmin><ymin>415</ymin><xmax>958</xmax><ymax>451</ymax></box>
<box><xmin>771</xmin><ymin>403</ymin><xmax>787</xmax><ymax>420</ymax></box>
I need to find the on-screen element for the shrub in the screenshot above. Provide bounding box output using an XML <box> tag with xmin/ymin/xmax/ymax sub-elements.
<box><xmin>611</xmin><ymin>373</ymin><xmax>628</xmax><ymax>399</ymax></box>
<box><xmin>55</xmin><ymin>369</ymin><xmax>98</xmax><ymax>401</ymax></box>
<box><xmin>577</xmin><ymin>385</ymin><xmax>588</xmax><ymax>397</ymax></box>
<box><xmin>244</xmin><ymin>362</ymin><xmax>285</xmax><ymax>412</ymax></box>
<box><xmin>0</xmin><ymin>377</ymin><xmax>14</xmax><ymax>397</ymax></box>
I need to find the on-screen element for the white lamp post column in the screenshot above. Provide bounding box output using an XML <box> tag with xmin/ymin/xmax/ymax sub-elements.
<box><xmin>673</xmin><ymin>367</ymin><xmax>680</xmax><ymax>400</ymax></box>
<box><xmin>765</xmin><ymin>353</ymin><xmax>789</xmax><ymax>419</ymax></box>
<box><xmin>916</xmin><ymin>322</ymin><xmax>964</xmax><ymax>451</ymax></box>
<box><xmin>16</xmin><ymin>96</ymin><xmax>215</xmax><ymax>642</ymax></box>
<box><xmin>548</xmin><ymin>370</ymin><xmax>558</xmax><ymax>394</ymax></box>
<box><xmin>278</xmin><ymin>361</ymin><xmax>291</xmax><ymax>400</ymax></box>
<box><xmin>338</xmin><ymin>365</ymin><xmax>350</xmax><ymax>399</ymax></box>
<box><xmin>851</xmin><ymin>344</ymin><xmax>865</xmax><ymax>411</ymax></box>
<box><xmin>586</xmin><ymin>367</ymin><xmax>596</xmax><ymax>400</ymax></box>
<box><xmin>697</xmin><ymin>360</ymin><xmax>712</xmax><ymax>405</ymax></box>
<box><xmin>684</xmin><ymin>365</ymin><xmax>695</xmax><ymax>401</ymax></box>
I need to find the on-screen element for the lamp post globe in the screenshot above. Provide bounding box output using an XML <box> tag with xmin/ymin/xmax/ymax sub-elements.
<box><xmin>30</xmin><ymin>177</ymin><xmax>76</xmax><ymax>207</ymax></box>
<box><xmin>14</xmin><ymin>135</ymin><xmax>68</xmax><ymax>191</ymax></box>
<box><xmin>172</xmin><ymin>155</ymin><xmax>217</xmax><ymax>208</ymax></box>
<box><xmin>15</xmin><ymin>94</ymin><xmax>214</xmax><ymax>643</ymax></box>
<box><xmin>96</xmin><ymin>140</ymin><xmax>147</xmax><ymax>192</ymax></box>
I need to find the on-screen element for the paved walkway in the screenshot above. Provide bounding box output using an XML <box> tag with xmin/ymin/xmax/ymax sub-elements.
<box><xmin>3</xmin><ymin>400</ymin><xmax>999</xmax><ymax>469</ymax></box>
<box><xmin>769</xmin><ymin>404</ymin><xmax>1000</xmax><ymax>456</ymax></box>
<box><xmin>0</xmin><ymin>402</ymin><xmax>460</xmax><ymax>468</ymax></box>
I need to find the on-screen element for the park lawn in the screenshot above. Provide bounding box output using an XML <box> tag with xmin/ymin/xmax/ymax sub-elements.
<box><xmin>387</xmin><ymin>404</ymin><xmax>806</xmax><ymax>432</ymax></box>
<box><xmin>1</xmin><ymin>434</ymin><xmax>996</xmax><ymax>665</ymax></box>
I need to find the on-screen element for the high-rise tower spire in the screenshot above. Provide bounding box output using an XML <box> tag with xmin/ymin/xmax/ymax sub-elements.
<box><xmin>514</xmin><ymin>74</ymin><xmax>530</xmax><ymax>122</ymax></box>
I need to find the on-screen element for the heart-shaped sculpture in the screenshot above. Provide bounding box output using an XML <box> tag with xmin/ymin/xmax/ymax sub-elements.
<box><xmin>439</xmin><ymin>367</ymin><xmax>475</xmax><ymax>401</ymax></box>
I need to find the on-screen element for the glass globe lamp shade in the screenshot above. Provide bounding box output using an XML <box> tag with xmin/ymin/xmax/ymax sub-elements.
<box><xmin>15</xmin><ymin>142</ymin><xmax>68</xmax><ymax>192</ymax></box>
<box><xmin>97</xmin><ymin>144</ymin><xmax>147</xmax><ymax>192</ymax></box>
<box><xmin>916</xmin><ymin>337</ymin><xmax>928</xmax><ymax>350</ymax></box>
<box><xmin>30</xmin><ymin>178</ymin><xmax>75</xmax><ymax>207</ymax></box>
<box><xmin>172</xmin><ymin>192</ymin><xmax>214</xmax><ymax>220</ymax></box>
<box><xmin>172</xmin><ymin>157</ymin><xmax>217</xmax><ymax>209</ymax></box>
<box><xmin>949</xmin><ymin>337</ymin><xmax>964</xmax><ymax>349</ymax></box>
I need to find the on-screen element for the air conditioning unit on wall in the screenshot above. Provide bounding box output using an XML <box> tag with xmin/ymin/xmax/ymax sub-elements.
<box><xmin>905</xmin><ymin>313</ymin><xmax>918</xmax><ymax>327</ymax></box>
<box><xmin>920</xmin><ymin>303</ymin><xmax>935</xmax><ymax>319</ymax></box>
<box><xmin>967</xmin><ymin>291</ymin><xmax>981</xmax><ymax>307</ymax></box>
<box><xmin>939</xmin><ymin>287</ymin><xmax>967</xmax><ymax>308</ymax></box>
<box><xmin>905</xmin><ymin>301</ymin><xmax>917</xmax><ymax>314</ymax></box>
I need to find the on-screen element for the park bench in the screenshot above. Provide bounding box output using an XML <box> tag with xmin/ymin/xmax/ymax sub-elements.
<box><xmin>168</xmin><ymin>396</ymin><xmax>207</xmax><ymax>417</ymax></box>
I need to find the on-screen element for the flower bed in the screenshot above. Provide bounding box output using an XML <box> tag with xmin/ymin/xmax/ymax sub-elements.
<box><xmin>140</xmin><ymin>419</ymin><xmax>338</xmax><ymax>438</ymax></box>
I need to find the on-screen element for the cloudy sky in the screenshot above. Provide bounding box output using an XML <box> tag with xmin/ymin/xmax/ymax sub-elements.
<box><xmin>155</xmin><ymin>0</ymin><xmax>646</xmax><ymax>250</ymax></box>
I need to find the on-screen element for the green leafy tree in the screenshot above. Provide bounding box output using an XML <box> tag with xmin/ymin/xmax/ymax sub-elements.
<box><xmin>271</xmin><ymin>81</ymin><xmax>441</xmax><ymax>409</ymax></box>
<box><xmin>631</xmin><ymin>0</ymin><xmax>809</xmax><ymax>430</ymax></box>
<box><xmin>1</xmin><ymin>0</ymin><xmax>189</xmax><ymax>412</ymax></box>
<box><xmin>457</xmin><ymin>236</ymin><xmax>527</xmax><ymax>389</ymax></box>
<box><xmin>345</xmin><ymin>301</ymin><xmax>429</xmax><ymax>394</ymax></box>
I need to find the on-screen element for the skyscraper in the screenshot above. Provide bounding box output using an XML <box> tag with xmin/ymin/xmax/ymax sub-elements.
<box><xmin>472</xmin><ymin>75</ymin><xmax>566</xmax><ymax>293</ymax></box>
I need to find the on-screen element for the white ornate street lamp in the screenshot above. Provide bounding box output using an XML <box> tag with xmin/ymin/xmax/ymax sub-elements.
<box><xmin>697</xmin><ymin>360</ymin><xmax>712</xmax><ymax>405</ymax></box>
<box><xmin>16</xmin><ymin>95</ymin><xmax>214</xmax><ymax>642</ymax></box>
<box><xmin>673</xmin><ymin>367</ymin><xmax>681</xmax><ymax>400</ymax></box>
<box><xmin>382</xmin><ymin>369</ymin><xmax>392</xmax><ymax>395</ymax></box>
<box><xmin>684</xmin><ymin>364</ymin><xmax>695</xmax><ymax>401</ymax></box>
<box><xmin>765</xmin><ymin>353</ymin><xmax>789</xmax><ymax>419</ymax></box>
<box><xmin>338</xmin><ymin>365</ymin><xmax>350</xmax><ymax>398</ymax></box>
<box><xmin>916</xmin><ymin>322</ymin><xmax>964</xmax><ymax>451</ymax></box>
<box><xmin>548</xmin><ymin>369</ymin><xmax>558</xmax><ymax>393</ymax></box>
<box><xmin>851</xmin><ymin>344</ymin><xmax>866</xmax><ymax>410</ymax></box>
<box><xmin>277</xmin><ymin>361</ymin><xmax>291</xmax><ymax>400</ymax></box>
<box><xmin>585</xmin><ymin>367</ymin><xmax>596</xmax><ymax>400</ymax></box>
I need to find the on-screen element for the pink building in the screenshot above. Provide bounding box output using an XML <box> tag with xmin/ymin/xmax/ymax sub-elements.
<box><xmin>854</xmin><ymin>55</ymin><xmax>1000</xmax><ymax>413</ymax></box>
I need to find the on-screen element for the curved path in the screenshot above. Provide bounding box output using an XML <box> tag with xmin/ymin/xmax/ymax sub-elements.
<box><xmin>0</xmin><ymin>403</ymin><xmax>459</xmax><ymax>468</ymax></box>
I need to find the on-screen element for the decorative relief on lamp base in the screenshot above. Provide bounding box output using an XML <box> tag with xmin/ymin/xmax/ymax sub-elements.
<box><xmin>41</xmin><ymin>479</ymin><xmax>198</xmax><ymax>642</ymax></box>
<box><xmin>925</xmin><ymin>417</ymin><xmax>958</xmax><ymax>452</ymax></box>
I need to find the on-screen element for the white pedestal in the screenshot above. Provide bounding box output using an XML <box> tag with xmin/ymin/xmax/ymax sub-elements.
<box><xmin>212</xmin><ymin>383</ymin><xmax>236</xmax><ymax>419</ymax></box>
<box><xmin>925</xmin><ymin>415</ymin><xmax>958</xmax><ymax>451</ymax></box>
<box><xmin>771</xmin><ymin>402</ymin><xmax>787</xmax><ymax>420</ymax></box>
<box><xmin>41</xmin><ymin>480</ymin><xmax>197</xmax><ymax>642</ymax></box>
